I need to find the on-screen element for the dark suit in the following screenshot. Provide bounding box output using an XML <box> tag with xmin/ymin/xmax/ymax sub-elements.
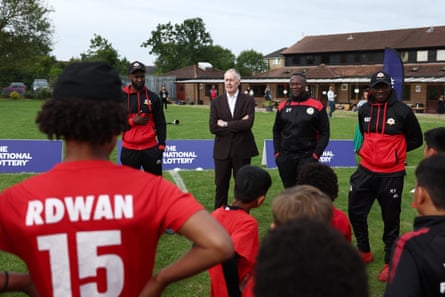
<box><xmin>210</xmin><ymin>91</ymin><xmax>259</xmax><ymax>208</ymax></box>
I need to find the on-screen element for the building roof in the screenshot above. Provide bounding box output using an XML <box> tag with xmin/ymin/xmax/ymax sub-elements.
<box><xmin>254</xmin><ymin>63</ymin><xmax>445</xmax><ymax>83</ymax></box>
<box><xmin>264</xmin><ymin>47</ymin><xmax>287</xmax><ymax>58</ymax></box>
<box><xmin>160</xmin><ymin>63</ymin><xmax>225</xmax><ymax>80</ymax></box>
<box><xmin>283</xmin><ymin>26</ymin><xmax>445</xmax><ymax>54</ymax></box>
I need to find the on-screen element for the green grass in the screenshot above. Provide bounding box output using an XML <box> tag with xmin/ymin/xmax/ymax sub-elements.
<box><xmin>1</xmin><ymin>98</ymin><xmax>444</xmax><ymax>296</ymax></box>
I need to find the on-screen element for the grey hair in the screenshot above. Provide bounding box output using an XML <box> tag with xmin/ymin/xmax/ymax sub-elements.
<box><xmin>224</xmin><ymin>68</ymin><xmax>241</xmax><ymax>81</ymax></box>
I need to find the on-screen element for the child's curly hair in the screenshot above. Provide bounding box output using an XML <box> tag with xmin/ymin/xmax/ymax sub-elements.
<box><xmin>36</xmin><ymin>98</ymin><xmax>129</xmax><ymax>146</ymax></box>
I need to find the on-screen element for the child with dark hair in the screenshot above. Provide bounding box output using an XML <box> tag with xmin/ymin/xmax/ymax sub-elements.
<box><xmin>423</xmin><ymin>127</ymin><xmax>445</xmax><ymax>157</ymax></box>
<box><xmin>255</xmin><ymin>218</ymin><xmax>369</xmax><ymax>297</ymax></box>
<box><xmin>209</xmin><ymin>165</ymin><xmax>272</xmax><ymax>297</ymax></box>
<box><xmin>0</xmin><ymin>62</ymin><xmax>234</xmax><ymax>296</ymax></box>
<box><xmin>297</xmin><ymin>162</ymin><xmax>352</xmax><ymax>242</ymax></box>
<box><xmin>385</xmin><ymin>153</ymin><xmax>445</xmax><ymax>297</ymax></box>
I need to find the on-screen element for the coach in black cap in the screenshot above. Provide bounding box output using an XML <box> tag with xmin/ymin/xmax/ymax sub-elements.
<box><xmin>128</xmin><ymin>61</ymin><xmax>146</xmax><ymax>74</ymax></box>
<box><xmin>370</xmin><ymin>71</ymin><xmax>392</xmax><ymax>88</ymax></box>
<box><xmin>121</xmin><ymin>60</ymin><xmax>167</xmax><ymax>176</ymax></box>
<box><xmin>348</xmin><ymin>70</ymin><xmax>423</xmax><ymax>282</ymax></box>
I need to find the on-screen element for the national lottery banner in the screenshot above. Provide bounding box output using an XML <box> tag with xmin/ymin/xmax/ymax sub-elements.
<box><xmin>0</xmin><ymin>140</ymin><xmax>63</xmax><ymax>173</ymax></box>
<box><xmin>0</xmin><ymin>139</ymin><xmax>355</xmax><ymax>173</ymax></box>
<box><xmin>117</xmin><ymin>140</ymin><xmax>215</xmax><ymax>170</ymax></box>
<box><xmin>261</xmin><ymin>139</ymin><xmax>356</xmax><ymax>168</ymax></box>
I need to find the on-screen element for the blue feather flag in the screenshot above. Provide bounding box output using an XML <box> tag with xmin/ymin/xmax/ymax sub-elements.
<box><xmin>383</xmin><ymin>47</ymin><xmax>404</xmax><ymax>101</ymax></box>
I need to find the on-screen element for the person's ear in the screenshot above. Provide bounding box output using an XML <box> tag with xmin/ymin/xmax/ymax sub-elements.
<box><xmin>424</xmin><ymin>145</ymin><xmax>437</xmax><ymax>158</ymax></box>
<box><xmin>256</xmin><ymin>196</ymin><xmax>266</xmax><ymax>207</ymax></box>
<box><xmin>414</xmin><ymin>185</ymin><xmax>429</xmax><ymax>215</ymax></box>
<box><xmin>270</xmin><ymin>222</ymin><xmax>276</xmax><ymax>230</ymax></box>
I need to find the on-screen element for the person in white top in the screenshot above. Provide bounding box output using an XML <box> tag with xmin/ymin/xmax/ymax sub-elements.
<box><xmin>327</xmin><ymin>86</ymin><xmax>336</xmax><ymax>118</ymax></box>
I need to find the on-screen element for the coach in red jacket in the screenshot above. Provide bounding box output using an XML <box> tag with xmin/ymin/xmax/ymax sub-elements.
<box><xmin>209</xmin><ymin>69</ymin><xmax>259</xmax><ymax>209</ymax></box>
<box><xmin>121</xmin><ymin>61</ymin><xmax>166</xmax><ymax>176</ymax></box>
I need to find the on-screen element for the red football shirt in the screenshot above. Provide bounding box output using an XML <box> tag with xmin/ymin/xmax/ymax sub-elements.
<box><xmin>209</xmin><ymin>206</ymin><xmax>258</xmax><ymax>297</ymax></box>
<box><xmin>0</xmin><ymin>160</ymin><xmax>203</xmax><ymax>297</ymax></box>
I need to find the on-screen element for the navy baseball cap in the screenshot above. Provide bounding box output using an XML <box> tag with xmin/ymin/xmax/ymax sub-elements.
<box><xmin>370</xmin><ymin>71</ymin><xmax>392</xmax><ymax>88</ymax></box>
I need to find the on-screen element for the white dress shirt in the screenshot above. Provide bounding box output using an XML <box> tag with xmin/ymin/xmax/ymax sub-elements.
<box><xmin>227</xmin><ymin>90</ymin><xmax>239</xmax><ymax>117</ymax></box>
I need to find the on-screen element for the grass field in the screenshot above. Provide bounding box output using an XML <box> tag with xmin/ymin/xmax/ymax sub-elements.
<box><xmin>1</xmin><ymin>98</ymin><xmax>444</xmax><ymax>297</ymax></box>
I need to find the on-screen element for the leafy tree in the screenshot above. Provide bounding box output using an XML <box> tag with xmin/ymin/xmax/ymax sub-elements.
<box><xmin>0</xmin><ymin>0</ymin><xmax>53</xmax><ymax>86</ymax></box>
<box><xmin>202</xmin><ymin>45</ymin><xmax>235</xmax><ymax>71</ymax></box>
<box><xmin>80</xmin><ymin>34</ymin><xmax>130</xmax><ymax>75</ymax></box>
<box><xmin>236</xmin><ymin>49</ymin><xmax>267</xmax><ymax>77</ymax></box>
<box><xmin>142</xmin><ymin>18</ymin><xmax>215</xmax><ymax>73</ymax></box>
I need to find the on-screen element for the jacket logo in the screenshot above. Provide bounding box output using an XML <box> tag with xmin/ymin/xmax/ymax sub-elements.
<box><xmin>387</xmin><ymin>118</ymin><xmax>395</xmax><ymax>125</ymax></box>
<box><xmin>364</xmin><ymin>117</ymin><xmax>371</xmax><ymax>122</ymax></box>
<box><xmin>306</xmin><ymin>107</ymin><xmax>314</xmax><ymax>115</ymax></box>
<box><xmin>285</xmin><ymin>107</ymin><xmax>292</xmax><ymax>113</ymax></box>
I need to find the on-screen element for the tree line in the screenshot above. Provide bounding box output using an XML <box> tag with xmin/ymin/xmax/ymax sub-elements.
<box><xmin>0</xmin><ymin>0</ymin><xmax>267</xmax><ymax>89</ymax></box>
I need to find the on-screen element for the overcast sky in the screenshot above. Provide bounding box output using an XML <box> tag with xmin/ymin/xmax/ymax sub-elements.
<box><xmin>48</xmin><ymin>0</ymin><xmax>445</xmax><ymax>65</ymax></box>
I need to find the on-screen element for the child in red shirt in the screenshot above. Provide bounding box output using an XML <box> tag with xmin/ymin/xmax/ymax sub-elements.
<box><xmin>209</xmin><ymin>165</ymin><xmax>272</xmax><ymax>297</ymax></box>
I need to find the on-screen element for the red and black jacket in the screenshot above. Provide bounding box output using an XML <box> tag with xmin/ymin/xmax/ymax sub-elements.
<box><xmin>121</xmin><ymin>85</ymin><xmax>166</xmax><ymax>150</ymax></box>
<box><xmin>273</xmin><ymin>94</ymin><xmax>330</xmax><ymax>159</ymax></box>
<box><xmin>357</xmin><ymin>90</ymin><xmax>422</xmax><ymax>174</ymax></box>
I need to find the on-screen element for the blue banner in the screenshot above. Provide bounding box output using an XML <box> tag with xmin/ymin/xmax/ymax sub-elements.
<box><xmin>383</xmin><ymin>47</ymin><xmax>404</xmax><ymax>101</ymax></box>
<box><xmin>261</xmin><ymin>139</ymin><xmax>356</xmax><ymax>168</ymax></box>
<box><xmin>117</xmin><ymin>140</ymin><xmax>214</xmax><ymax>170</ymax></box>
<box><xmin>0</xmin><ymin>140</ymin><xmax>63</xmax><ymax>173</ymax></box>
<box><xmin>0</xmin><ymin>139</ymin><xmax>355</xmax><ymax>173</ymax></box>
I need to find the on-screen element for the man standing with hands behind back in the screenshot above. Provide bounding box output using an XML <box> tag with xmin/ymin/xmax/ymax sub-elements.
<box><xmin>210</xmin><ymin>68</ymin><xmax>259</xmax><ymax>209</ymax></box>
<box><xmin>348</xmin><ymin>71</ymin><xmax>423</xmax><ymax>282</ymax></box>
<box><xmin>121</xmin><ymin>61</ymin><xmax>166</xmax><ymax>176</ymax></box>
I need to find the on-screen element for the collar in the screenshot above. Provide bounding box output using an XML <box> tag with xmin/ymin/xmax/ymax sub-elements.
<box><xmin>227</xmin><ymin>90</ymin><xmax>239</xmax><ymax>100</ymax></box>
<box><xmin>414</xmin><ymin>215</ymin><xmax>445</xmax><ymax>230</ymax></box>
<box><xmin>223</xmin><ymin>204</ymin><xmax>249</xmax><ymax>214</ymax></box>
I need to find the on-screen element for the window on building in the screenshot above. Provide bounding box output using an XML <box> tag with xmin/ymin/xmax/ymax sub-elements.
<box><xmin>417</xmin><ymin>50</ymin><xmax>428</xmax><ymax>62</ymax></box>
<box><xmin>353</xmin><ymin>53</ymin><xmax>361</xmax><ymax>64</ymax></box>
<box><xmin>277</xmin><ymin>85</ymin><xmax>289</xmax><ymax>98</ymax></box>
<box><xmin>291</xmin><ymin>56</ymin><xmax>300</xmax><ymax>66</ymax></box>
<box><xmin>250</xmin><ymin>85</ymin><xmax>266</xmax><ymax>97</ymax></box>
<box><xmin>306</xmin><ymin>55</ymin><xmax>315</xmax><ymax>65</ymax></box>
<box><xmin>320</xmin><ymin>54</ymin><xmax>330</xmax><ymax>64</ymax></box>
<box><xmin>437</xmin><ymin>49</ymin><xmax>445</xmax><ymax>61</ymax></box>
<box><xmin>402</xmin><ymin>85</ymin><xmax>411</xmax><ymax>101</ymax></box>
<box><xmin>273</xmin><ymin>57</ymin><xmax>281</xmax><ymax>65</ymax></box>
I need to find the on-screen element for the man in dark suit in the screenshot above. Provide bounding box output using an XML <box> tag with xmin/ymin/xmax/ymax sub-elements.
<box><xmin>210</xmin><ymin>68</ymin><xmax>259</xmax><ymax>209</ymax></box>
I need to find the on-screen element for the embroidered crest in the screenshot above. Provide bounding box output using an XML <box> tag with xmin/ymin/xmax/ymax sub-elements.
<box><xmin>306</xmin><ymin>107</ymin><xmax>314</xmax><ymax>115</ymax></box>
<box><xmin>386</xmin><ymin>118</ymin><xmax>395</xmax><ymax>125</ymax></box>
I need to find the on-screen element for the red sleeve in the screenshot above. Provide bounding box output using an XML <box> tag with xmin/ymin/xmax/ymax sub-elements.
<box><xmin>332</xmin><ymin>208</ymin><xmax>352</xmax><ymax>242</ymax></box>
<box><xmin>155</xmin><ymin>179</ymin><xmax>204</xmax><ymax>232</ymax></box>
<box><xmin>384</xmin><ymin>238</ymin><xmax>421</xmax><ymax>297</ymax></box>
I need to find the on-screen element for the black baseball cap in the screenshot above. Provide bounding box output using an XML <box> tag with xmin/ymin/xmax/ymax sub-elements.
<box><xmin>370</xmin><ymin>71</ymin><xmax>392</xmax><ymax>88</ymax></box>
<box><xmin>53</xmin><ymin>61</ymin><xmax>122</xmax><ymax>102</ymax></box>
<box><xmin>128</xmin><ymin>61</ymin><xmax>146</xmax><ymax>74</ymax></box>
